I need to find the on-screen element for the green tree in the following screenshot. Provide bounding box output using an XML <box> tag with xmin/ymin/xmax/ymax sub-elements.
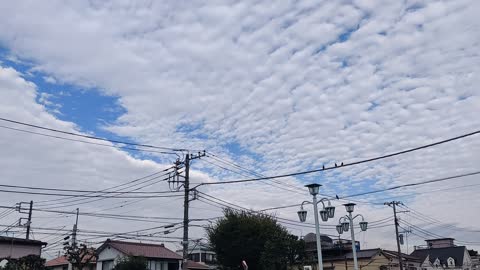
<box><xmin>113</xmin><ymin>256</ymin><xmax>148</xmax><ymax>270</ymax></box>
<box><xmin>207</xmin><ymin>209</ymin><xmax>304</xmax><ymax>270</ymax></box>
<box><xmin>64</xmin><ymin>242</ymin><xmax>96</xmax><ymax>270</ymax></box>
<box><xmin>1</xmin><ymin>255</ymin><xmax>45</xmax><ymax>270</ymax></box>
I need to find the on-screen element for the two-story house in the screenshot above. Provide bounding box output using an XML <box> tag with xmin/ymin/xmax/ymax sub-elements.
<box><xmin>410</xmin><ymin>239</ymin><xmax>473</xmax><ymax>270</ymax></box>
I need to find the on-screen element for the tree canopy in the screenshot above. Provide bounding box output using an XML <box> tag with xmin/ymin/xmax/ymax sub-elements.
<box><xmin>0</xmin><ymin>255</ymin><xmax>45</xmax><ymax>270</ymax></box>
<box><xmin>113</xmin><ymin>256</ymin><xmax>148</xmax><ymax>270</ymax></box>
<box><xmin>64</xmin><ymin>242</ymin><xmax>97</xmax><ymax>270</ymax></box>
<box><xmin>207</xmin><ymin>209</ymin><xmax>304</xmax><ymax>270</ymax></box>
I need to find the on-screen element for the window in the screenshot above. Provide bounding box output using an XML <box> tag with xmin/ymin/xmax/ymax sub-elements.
<box><xmin>148</xmin><ymin>261</ymin><xmax>166</xmax><ymax>270</ymax></box>
<box><xmin>434</xmin><ymin>258</ymin><xmax>441</xmax><ymax>268</ymax></box>
<box><xmin>447</xmin><ymin>258</ymin><xmax>455</xmax><ymax>268</ymax></box>
<box><xmin>189</xmin><ymin>253</ymin><xmax>200</xmax><ymax>262</ymax></box>
<box><xmin>205</xmin><ymin>253</ymin><xmax>214</xmax><ymax>263</ymax></box>
<box><xmin>102</xmin><ymin>260</ymin><xmax>114</xmax><ymax>270</ymax></box>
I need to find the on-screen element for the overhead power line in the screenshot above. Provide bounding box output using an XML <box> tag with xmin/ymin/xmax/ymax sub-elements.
<box><xmin>193</xmin><ymin>130</ymin><xmax>480</xmax><ymax>186</ymax></box>
<box><xmin>0</xmin><ymin>189</ymin><xmax>182</xmax><ymax>198</ymax></box>
<box><xmin>206</xmin><ymin>153</ymin><xmax>306</xmax><ymax>193</ymax></box>
<box><xmin>0</xmin><ymin>183</ymin><xmax>180</xmax><ymax>194</ymax></box>
<box><xmin>0</xmin><ymin>117</ymin><xmax>201</xmax><ymax>152</ymax></box>
<box><xmin>201</xmin><ymin>156</ymin><xmax>305</xmax><ymax>195</ymax></box>
<box><xmin>340</xmin><ymin>171</ymin><xmax>480</xmax><ymax>199</ymax></box>
<box><xmin>35</xmin><ymin>168</ymin><xmax>175</xmax><ymax>207</ymax></box>
<box><xmin>0</xmin><ymin>125</ymin><xmax>179</xmax><ymax>155</ymax></box>
<box><xmin>259</xmin><ymin>171</ymin><xmax>480</xmax><ymax>211</ymax></box>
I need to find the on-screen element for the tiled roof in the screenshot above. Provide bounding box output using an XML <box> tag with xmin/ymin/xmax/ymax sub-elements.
<box><xmin>304</xmin><ymin>233</ymin><xmax>333</xmax><ymax>243</ymax></box>
<box><xmin>99</xmin><ymin>239</ymin><xmax>182</xmax><ymax>260</ymax></box>
<box><xmin>324</xmin><ymin>249</ymin><xmax>381</xmax><ymax>261</ymax></box>
<box><xmin>411</xmin><ymin>246</ymin><xmax>467</xmax><ymax>267</ymax></box>
<box><xmin>45</xmin><ymin>256</ymin><xmax>68</xmax><ymax>267</ymax></box>
<box><xmin>383</xmin><ymin>249</ymin><xmax>422</xmax><ymax>262</ymax></box>
<box><xmin>45</xmin><ymin>255</ymin><xmax>96</xmax><ymax>267</ymax></box>
<box><xmin>185</xmin><ymin>260</ymin><xmax>210</xmax><ymax>269</ymax></box>
<box><xmin>325</xmin><ymin>249</ymin><xmax>418</xmax><ymax>262</ymax></box>
<box><xmin>0</xmin><ymin>236</ymin><xmax>46</xmax><ymax>246</ymax></box>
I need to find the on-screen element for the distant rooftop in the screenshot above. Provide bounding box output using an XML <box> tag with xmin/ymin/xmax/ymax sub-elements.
<box><xmin>0</xmin><ymin>236</ymin><xmax>46</xmax><ymax>246</ymax></box>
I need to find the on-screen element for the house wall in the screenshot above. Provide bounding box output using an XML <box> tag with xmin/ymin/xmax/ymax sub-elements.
<box><xmin>321</xmin><ymin>254</ymin><xmax>420</xmax><ymax>270</ymax></box>
<box><xmin>426</xmin><ymin>240</ymin><xmax>454</xmax><ymax>249</ymax></box>
<box><xmin>96</xmin><ymin>247</ymin><xmax>123</xmax><ymax>270</ymax></box>
<box><xmin>96</xmin><ymin>247</ymin><xmax>181</xmax><ymax>270</ymax></box>
<box><xmin>48</xmin><ymin>266</ymin><xmax>66</xmax><ymax>270</ymax></box>
<box><xmin>463</xmin><ymin>249</ymin><xmax>473</xmax><ymax>270</ymax></box>
<box><xmin>0</xmin><ymin>242</ymin><xmax>42</xmax><ymax>259</ymax></box>
<box><xmin>420</xmin><ymin>253</ymin><xmax>470</xmax><ymax>270</ymax></box>
<box><xmin>327</xmin><ymin>255</ymin><xmax>392</xmax><ymax>270</ymax></box>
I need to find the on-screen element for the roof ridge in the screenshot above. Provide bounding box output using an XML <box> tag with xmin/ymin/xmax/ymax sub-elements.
<box><xmin>412</xmin><ymin>246</ymin><xmax>466</xmax><ymax>251</ymax></box>
<box><xmin>109</xmin><ymin>239</ymin><xmax>166</xmax><ymax>247</ymax></box>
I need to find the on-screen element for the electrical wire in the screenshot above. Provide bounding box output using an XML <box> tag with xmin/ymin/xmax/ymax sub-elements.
<box><xmin>0</xmin><ymin>125</ymin><xmax>179</xmax><ymax>155</ymax></box>
<box><xmin>0</xmin><ymin>205</ymin><xmax>213</xmax><ymax>224</ymax></box>
<box><xmin>205</xmin><ymin>154</ymin><xmax>306</xmax><ymax>195</ymax></box>
<box><xmin>193</xmin><ymin>130</ymin><xmax>480</xmax><ymax>185</ymax></box>
<box><xmin>36</xmin><ymin>169</ymin><xmax>176</xmax><ymax>209</ymax></box>
<box><xmin>340</xmin><ymin>171</ymin><xmax>480</xmax><ymax>199</ymax></box>
<box><xmin>200</xmin><ymin>156</ymin><xmax>305</xmax><ymax>195</ymax></box>
<box><xmin>0</xmin><ymin>183</ymin><xmax>181</xmax><ymax>194</ymax></box>
<box><xmin>400</xmin><ymin>220</ymin><xmax>480</xmax><ymax>245</ymax></box>
<box><xmin>0</xmin><ymin>189</ymin><xmax>183</xmax><ymax>198</ymax></box>
<box><xmin>0</xmin><ymin>117</ymin><xmax>200</xmax><ymax>152</ymax></box>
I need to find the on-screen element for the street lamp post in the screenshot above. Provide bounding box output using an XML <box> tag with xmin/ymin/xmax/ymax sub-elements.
<box><xmin>297</xmin><ymin>184</ymin><xmax>336</xmax><ymax>270</ymax></box>
<box><xmin>336</xmin><ymin>203</ymin><xmax>368</xmax><ymax>270</ymax></box>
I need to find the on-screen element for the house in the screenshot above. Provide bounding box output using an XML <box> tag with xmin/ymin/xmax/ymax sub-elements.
<box><xmin>176</xmin><ymin>242</ymin><xmax>216</xmax><ymax>269</ymax></box>
<box><xmin>303</xmin><ymin>233</ymin><xmax>360</xmax><ymax>264</ymax></box>
<box><xmin>45</xmin><ymin>255</ymin><xmax>96</xmax><ymax>270</ymax></box>
<box><xmin>319</xmin><ymin>248</ymin><xmax>421</xmax><ymax>270</ymax></box>
<box><xmin>469</xmin><ymin>250</ymin><xmax>479</xmax><ymax>270</ymax></box>
<box><xmin>96</xmin><ymin>239</ymin><xmax>208</xmax><ymax>270</ymax></box>
<box><xmin>0</xmin><ymin>236</ymin><xmax>46</xmax><ymax>259</ymax></box>
<box><xmin>411</xmin><ymin>239</ymin><xmax>472</xmax><ymax>270</ymax></box>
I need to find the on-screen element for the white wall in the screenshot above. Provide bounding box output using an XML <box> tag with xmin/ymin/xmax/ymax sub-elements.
<box><xmin>464</xmin><ymin>249</ymin><xmax>473</xmax><ymax>270</ymax></box>
<box><xmin>96</xmin><ymin>247</ymin><xmax>123</xmax><ymax>270</ymax></box>
<box><xmin>0</xmin><ymin>243</ymin><xmax>42</xmax><ymax>259</ymax></box>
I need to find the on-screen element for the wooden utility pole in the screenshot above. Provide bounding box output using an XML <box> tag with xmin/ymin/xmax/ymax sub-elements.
<box><xmin>26</xmin><ymin>201</ymin><xmax>33</xmax><ymax>239</ymax></box>
<box><xmin>175</xmin><ymin>151</ymin><xmax>205</xmax><ymax>270</ymax></box>
<box><xmin>385</xmin><ymin>201</ymin><xmax>404</xmax><ymax>270</ymax></box>
<box><xmin>182</xmin><ymin>153</ymin><xmax>190</xmax><ymax>270</ymax></box>
<box><xmin>72</xmin><ymin>208</ymin><xmax>79</xmax><ymax>246</ymax></box>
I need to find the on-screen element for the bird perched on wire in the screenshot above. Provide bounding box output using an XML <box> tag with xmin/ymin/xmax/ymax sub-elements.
<box><xmin>322</xmin><ymin>165</ymin><xmax>325</xmax><ymax>170</ymax></box>
<box><xmin>341</xmin><ymin>162</ymin><xmax>344</xmax><ymax>166</ymax></box>
<box><xmin>335</xmin><ymin>163</ymin><xmax>338</xmax><ymax>167</ymax></box>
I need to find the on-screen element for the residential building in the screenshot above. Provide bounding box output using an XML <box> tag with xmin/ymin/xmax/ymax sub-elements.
<box><xmin>320</xmin><ymin>249</ymin><xmax>421</xmax><ymax>270</ymax></box>
<box><xmin>0</xmin><ymin>236</ymin><xmax>46</xmax><ymax>259</ymax></box>
<box><xmin>95</xmin><ymin>239</ymin><xmax>208</xmax><ymax>270</ymax></box>
<box><xmin>303</xmin><ymin>233</ymin><xmax>360</xmax><ymax>263</ymax></box>
<box><xmin>45</xmin><ymin>255</ymin><xmax>96</xmax><ymax>270</ymax></box>
<box><xmin>298</xmin><ymin>233</ymin><xmax>420</xmax><ymax>270</ymax></box>
<box><xmin>469</xmin><ymin>251</ymin><xmax>479</xmax><ymax>270</ymax></box>
<box><xmin>411</xmin><ymin>239</ymin><xmax>472</xmax><ymax>270</ymax></box>
<box><xmin>177</xmin><ymin>242</ymin><xmax>216</xmax><ymax>269</ymax></box>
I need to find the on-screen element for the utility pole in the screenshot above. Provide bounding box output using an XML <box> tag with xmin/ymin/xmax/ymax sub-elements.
<box><xmin>16</xmin><ymin>201</ymin><xmax>33</xmax><ymax>239</ymax></box>
<box><xmin>68</xmin><ymin>208</ymin><xmax>79</xmax><ymax>270</ymax></box>
<box><xmin>26</xmin><ymin>201</ymin><xmax>33</xmax><ymax>239</ymax></box>
<box><xmin>385</xmin><ymin>201</ymin><xmax>404</xmax><ymax>270</ymax></box>
<box><xmin>170</xmin><ymin>151</ymin><xmax>205</xmax><ymax>270</ymax></box>
<box><xmin>72</xmin><ymin>208</ymin><xmax>79</xmax><ymax>246</ymax></box>
<box><xmin>182</xmin><ymin>153</ymin><xmax>190</xmax><ymax>270</ymax></box>
<box><xmin>400</xmin><ymin>228</ymin><xmax>412</xmax><ymax>254</ymax></box>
